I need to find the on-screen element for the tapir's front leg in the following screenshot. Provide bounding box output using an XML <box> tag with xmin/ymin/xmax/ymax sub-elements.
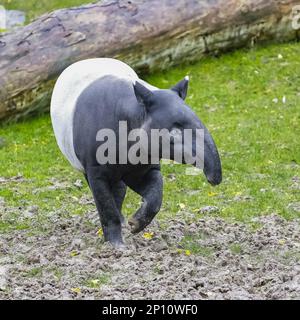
<box><xmin>86</xmin><ymin>167</ymin><xmax>124</xmax><ymax>247</ymax></box>
<box><xmin>126</xmin><ymin>168</ymin><xmax>163</xmax><ymax>234</ymax></box>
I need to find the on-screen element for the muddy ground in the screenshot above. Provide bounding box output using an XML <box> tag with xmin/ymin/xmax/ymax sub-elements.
<box><xmin>0</xmin><ymin>193</ymin><xmax>299</xmax><ymax>300</ymax></box>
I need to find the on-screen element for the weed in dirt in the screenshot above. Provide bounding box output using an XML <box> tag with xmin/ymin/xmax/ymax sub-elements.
<box><xmin>85</xmin><ymin>273</ymin><xmax>111</xmax><ymax>289</ymax></box>
<box><xmin>229</xmin><ymin>243</ymin><xmax>243</xmax><ymax>255</ymax></box>
<box><xmin>179</xmin><ymin>235</ymin><xmax>214</xmax><ymax>257</ymax></box>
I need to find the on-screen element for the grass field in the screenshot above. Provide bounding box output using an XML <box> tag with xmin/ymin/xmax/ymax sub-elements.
<box><xmin>1</xmin><ymin>42</ymin><xmax>300</xmax><ymax>235</ymax></box>
<box><xmin>0</xmin><ymin>0</ymin><xmax>91</xmax><ymax>22</ymax></box>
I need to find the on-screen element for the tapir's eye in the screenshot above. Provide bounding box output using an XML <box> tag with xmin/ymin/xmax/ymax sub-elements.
<box><xmin>170</xmin><ymin>128</ymin><xmax>182</xmax><ymax>137</ymax></box>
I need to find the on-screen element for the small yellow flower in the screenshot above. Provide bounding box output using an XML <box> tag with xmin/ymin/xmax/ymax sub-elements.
<box><xmin>185</xmin><ymin>250</ymin><xmax>192</xmax><ymax>256</ymax></box>
<box><xmin>143</xmin><ymin>232</ymin><xmax>154</xmax><ymax>240</ymax></box>
<box><xmin>70</xmin><ymin>287</ymin><xmax>81</xmax><ymax>294</ymax></box>
<box><xmin>70</xmin><ymin>251</ymin><xmax>79</xmax><ymax>257</ymax></box>
<box><xmin>90</xmin><ymin>279</ymin><xmax>100</xmax><ymax>286</ymax></box>
<box><xmin>278</xmin><ymin>239</ymin><xmax>286</xmax><ymax>245</ymax></box>
<box><xmin>97</xmin><ymin>228</ymin><xmax>103</xmax><ymax>237</ymax></box>
<box><xmin>178</xmin><ymin>203</ymin><xmax>186</xmax><ymax>210</ymax></box>
<box><xmin>234</xmin><ymin>191</ymin><xmax>242</xmax><ymax>196</ymax></box>
<box><xmin>208</xmin><ymin>192</ymin><xmax>218</xmax><ymax>197</ymax></box>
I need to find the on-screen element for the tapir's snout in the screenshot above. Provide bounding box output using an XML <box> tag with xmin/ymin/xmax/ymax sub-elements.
<box><xmin>202</xmin><ymin>130</ymin><xmax>222</xmax><ymax>186</ymax></box>
<box><xmin>185</xmin><ymin>117</ymin><xmax>222</xmax><ymax>186</ymax></box>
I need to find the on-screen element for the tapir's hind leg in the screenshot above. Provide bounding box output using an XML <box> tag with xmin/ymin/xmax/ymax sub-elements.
<box><xmin>111</xmin><ymin>181</ymin><xmax>127</xmax><ymax>225</ymax></box>
<box><xmin>85</xmin><ymin>166</ymin><xmax>124</xmax><ymax>247</ymax></box>
<box><xmin>126</xmin><ymin>168</ymin><xmax>163</xmax><ymax>234</ymax></box>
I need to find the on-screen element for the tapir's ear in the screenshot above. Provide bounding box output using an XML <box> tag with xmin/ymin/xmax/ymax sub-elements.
<box><xmin>171</xmin><ymin>76</ymin><xmax>189</xmax><ymax>100</ymax></box>
<box><xmin>134</xmin><ymin>81</ymin><xmax>153</xmax><ymax>106</ymax></box>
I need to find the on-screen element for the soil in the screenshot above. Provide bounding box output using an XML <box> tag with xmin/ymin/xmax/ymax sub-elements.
<box><xmin>0</xmin><ymin>198</ymin><xmax>299</xmax><ymax>300</ymax></box>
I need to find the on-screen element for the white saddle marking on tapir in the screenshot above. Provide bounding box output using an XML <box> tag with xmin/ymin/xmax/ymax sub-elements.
<box><xmin>50</xmin><ymin>58</ymin><xmax>158</xmax><ymax>172</ymax></box>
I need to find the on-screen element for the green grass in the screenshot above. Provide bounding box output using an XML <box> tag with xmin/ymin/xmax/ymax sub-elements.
<box><xmin>84</xmin><ymin>273</ymin><xmax>111</xmax><ymax>289</ymax></box>
<box><xmin>0</xmin><ymin>0</ymin><xmax>91</xmax><ymax>23</ymax></box>
<box><xmin>24</xmin><ymin>266</ymin><xmax>43</xmax><ymax>278</ymax></box>
<box><xmin>148</xmin><ymin>42</ymin><xmax>300</xmax><ymax>222</ymax></box>
<box><xmin>229</xmin><ymin>243</ymin><xmax>243</xmax><ymax>255</ymax></box>
<box><xmin>180</xmin><ymin>234</ymin><xmax>214</xmax><ymax>257</ymax></box>
<box><xmin>1</xmin><ymin>42</ymin><xmax>300</xmax><ymax>235</ymax></box>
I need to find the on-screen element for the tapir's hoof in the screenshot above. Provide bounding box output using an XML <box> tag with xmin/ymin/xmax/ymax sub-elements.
<box><xmin>128</xmin><ymin>216</ymin><xmax>152</xmax><ymax>234</ymax></box>
<box><xmin>109</xmin><ymin>241</ymin><xmax>127</xmax><ymax>251</ymax></box>
<box><xmin>115</xmin><ymin>243</ymin><xmax>128</xmax><ymax>251</ymax></box>
<box><xmin>128</xmin><ymin>217</ymin><xmax>142</xmax><ymax>234</ymax></box>
<box><xmin>104</xmin><ymin>234</ymin><xmax>126</xmax><ymax>250</ymax></box>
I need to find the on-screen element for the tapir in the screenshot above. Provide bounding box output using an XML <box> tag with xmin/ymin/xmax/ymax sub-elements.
<box><xmin>50</xmin><ymin>58</ymin><xmax>222</xmax><ymax>248</ymax></box>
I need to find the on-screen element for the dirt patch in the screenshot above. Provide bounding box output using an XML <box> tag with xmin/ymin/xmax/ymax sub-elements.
<box><xmin>0</xmin><ymin>174</ymin><xmax>28</xmax><ymax>184</ymax></box>
<box><xmin>0</xmin><ymin>206</ymin><xmax>299</xmax><ymax>300</ymax></box>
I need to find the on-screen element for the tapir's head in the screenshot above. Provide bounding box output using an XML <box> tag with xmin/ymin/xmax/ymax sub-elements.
<box><xmin>133</xmin><ymin>78</ymin><xmax>222</xmax><ymax>186</ymax></box>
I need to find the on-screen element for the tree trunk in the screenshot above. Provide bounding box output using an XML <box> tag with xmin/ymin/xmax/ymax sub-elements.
<box><xmin>0</xmin><ymin>0</ymin><xmax>299</xmax><ymax>122</ymax></box>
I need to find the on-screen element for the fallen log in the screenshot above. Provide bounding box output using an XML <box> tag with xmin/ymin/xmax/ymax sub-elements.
<box><xmin>0</xmin><ymin>0</ymin><xmax>299</xmax><ymax>122</ymax></box>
